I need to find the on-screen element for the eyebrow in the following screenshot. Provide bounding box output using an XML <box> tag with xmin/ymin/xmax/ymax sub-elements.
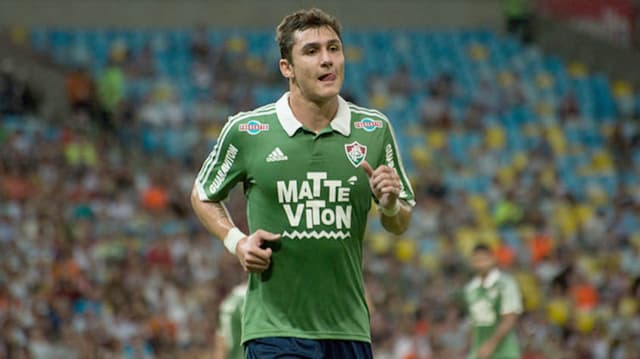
<box><xmin>300</xmin><ymin>39</ymin><xmax>342</xmax><ymax>52</ymax></box>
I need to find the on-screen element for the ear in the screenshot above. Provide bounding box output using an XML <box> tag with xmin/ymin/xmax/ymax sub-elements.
<box><xmin>279</xmin><ymin>58</ymin><xmax>294</xmax><ymax>79</ymax></box>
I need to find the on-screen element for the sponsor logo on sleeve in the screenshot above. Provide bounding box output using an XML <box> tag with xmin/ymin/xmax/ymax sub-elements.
<box><xmin>239</xmin><ymin>120</ymin><xmax>269</xmax><ymax>135</ymax></box>
<box><xmin>354</xmin><ymin>117</ymin><xmax>383</xmax><ymax>132</ymax></box>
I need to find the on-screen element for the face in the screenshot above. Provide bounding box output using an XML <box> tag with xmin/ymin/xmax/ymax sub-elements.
<box><xmin>471</xmin><ymin>250</ymin><xmax>495</xmax><ymax>276</ymax></box>
<box><xmin>279</xmin><ymin>26</ymin><xmax>345</xmax><ymax>103</ymax></box>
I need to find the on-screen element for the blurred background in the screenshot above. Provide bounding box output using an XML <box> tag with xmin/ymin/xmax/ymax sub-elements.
<box><xmin>1</xmin><ymin>0</ymin><xmax>640</xmax><ymax>358</ymax></box>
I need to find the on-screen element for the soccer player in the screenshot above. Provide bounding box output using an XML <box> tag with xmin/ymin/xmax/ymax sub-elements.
<box><xmin>191</xmin><ymin>7</ymin><xmax>415</xmax><ymax>359</ymax></box>
<box><xmin>464</xmin><ymin>244</ymin><xmax>522</xmax><ymax>359</ymax></box>
<box><xmin>214</xmin><ymin>282</ymin><xmax>247</xmax><ymax>359</ymax></box>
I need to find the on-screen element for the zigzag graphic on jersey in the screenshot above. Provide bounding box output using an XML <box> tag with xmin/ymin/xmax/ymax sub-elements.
<box><xmin>282</xmin><ymin>230</ymin><xmax>351</xmax><ymax>240</ymax></box>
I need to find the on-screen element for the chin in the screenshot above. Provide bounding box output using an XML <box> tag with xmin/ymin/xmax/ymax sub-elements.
<box><xmin>315</xmin><ymin>86</ymin><xmax>341</xmax><ymax>100</ymax></box>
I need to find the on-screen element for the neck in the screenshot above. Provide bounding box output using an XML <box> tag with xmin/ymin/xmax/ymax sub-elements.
<box><xmin>288</xmin><ymin>88</ymin><xmax>339</xmax><ymax>133</ymax></box>
<box><xmin>479</xmin><ymin>268</ymin><xmax>494</xmax><ymax>280</ymax></box>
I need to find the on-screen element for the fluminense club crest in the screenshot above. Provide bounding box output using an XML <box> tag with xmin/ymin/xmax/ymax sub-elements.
<box><xmin>344</xmin><ymin>141</ymin><xmax>367</xmax><ymax>167</ymax></box>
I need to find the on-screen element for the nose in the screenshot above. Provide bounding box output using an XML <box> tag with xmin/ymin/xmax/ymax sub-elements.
<box><xmin>320</xmin><ymin>49</ymin><xmax>333</xmax><ymax>67</ymax></box>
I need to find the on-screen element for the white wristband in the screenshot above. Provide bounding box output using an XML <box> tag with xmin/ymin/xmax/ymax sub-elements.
<box><xmin>380</xmin><ymin>201</ymin><xmax>401</xmax><ymax>217</ymax></box>
<box><xmin>223</xmin><ymin>227</ymin><xmax>246</xmax><ymax>255</ymax></box>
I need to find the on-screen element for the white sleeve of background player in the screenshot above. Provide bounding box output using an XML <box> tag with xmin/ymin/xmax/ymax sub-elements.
<box><xmin>381</xmin><ymin>116</ymin><xmax>416</xmax><ymax>207</ymax></box>
<box><xmin>500</xmin><ymin>276</ymin><xmax>523</xmax><ymax>315</ymax></box>
<box><xmin>194</xmin><ymin>118</ymin><xmax>245</xmax><ymax>202</ymax></box>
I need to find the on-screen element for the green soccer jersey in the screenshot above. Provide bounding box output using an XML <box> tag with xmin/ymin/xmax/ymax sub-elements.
<box><xmin>196</xmin><ymin>93</ymin><xmax>415</xmax><ymax>344</ymax></box>
<box><xmin>218</xmin><ymin>283</ymin><xmax>247</xmax><ymax>359</ymax></box>
<box><xmin>464</xmin><ymin>268</ymin><xmax>522</xmax><ymax>359</ymax></box>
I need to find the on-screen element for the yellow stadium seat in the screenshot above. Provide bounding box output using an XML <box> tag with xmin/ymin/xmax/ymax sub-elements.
<box><xmin>419</xmin><ymin>253</ymin><xmax>438</xmax><ymax>272</ymax></box>
<box><xmin>575</xmin><ymin>204</ymin><xmax>594</xmax><ymax>227</ymax></box>
<box><xmin>547</xmin><ymin>298</ymin><xmax>570</xmax><ymax>326</ymax></box>
<box><xmin>227</xmin><ymin>37</ymin><xmax>247</xmax><ymax>53</ymax></box>
<box><xmin>591</xmin><ymin>150</ymin><xmax>614</xmax><ymax>172</ymax></box>
<box><xmin>568</xmin><ymin>62</ymin><xmax>587</xmax><ymax>78</ymax></box>
<box><xmin>619</xmin><ymin>297</ymin><xmax>638</xmax><ymax>317</ymax></box>
<box><xmin>345</xmin><ymin>47</ymin><xmax>363</xmax><ymax>62</ymax></box>
<box><xmin>427</xmin><ymin>131</ymin><xmax>446</xmax><ymax>149</ymax></box>
<box><xmin>497</xmin><ymin>165</ymin><xmax>515</xmax><ymax>187</ymax></box>
<box><xmin>468</xmin><ymin>43</ymin><xmax>489</xmax><ymax>61</ymax></box>
<box><xmin>485</xmin><ymin>126</ymin><xmax>505</xmax><ymax>149</ymax></box>
<box><xmin>370</xmin><ymin>93</ymin><xmax>389</xmax><ymax>110</ymax></box>
<box><xmin>546</xmin><ymin>127</ymin><xmax>567</xmax><ymax>155</ymax></box>
<box><xmin>535</xmin><ymin>102</ymin><xmax>554</xmax><ymax>117</ymax></box>
<box><xmin>368</xmin><ymin>232</ymin><xmax>392</xmax><ymax>255</ymax></box>
<box><xmin>498</xmin><ymin>71</ymin><xmax>514</xmax><ymax>87</ymax></box>
<box><xmin>536</xmin><ymin>72</ymin><xmax>554</xmax><ymax>89</ymax></box>
<box><xmin>395</xmin><ymin>238</ymin><xmax>416</xmax><ymax>263</ymax></box>
<box><xmin>575</xmin><ymin>309</ymin><xmax>596</xmax><ymax>333</ymax></box>
<box><xmin>612</xmin><ymin>81</ymin><xmax>633</xmax><ymax>98</ymax></box>
<box><xmin>410</xmin><ymin>146</ymin><xmax>431</xmax><ymax>168</ymax></box>
<box><xmin>512</xmin><ymin>152</ymin><xmax>528</xmax><ymax>171</ymax></box>
<box><xmin>9</xmin><ymin>26</ymin><xmax>28</xmax><ymax>46</ymax></box>
<box><xmin>515</xmin><ymin>272</ymin><xmax>541</xmax><ymax>311</ymax></box>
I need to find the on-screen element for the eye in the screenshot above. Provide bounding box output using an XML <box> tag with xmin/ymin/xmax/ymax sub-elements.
<box><xmin>329</xmin><ymin>44</ymin><xmax>340</xmax><ymax>52</ymax></box>
<box><xmin>305</xmin><ymin>48</ymin><xmax>317</xmax><ymax>55</ymax></box>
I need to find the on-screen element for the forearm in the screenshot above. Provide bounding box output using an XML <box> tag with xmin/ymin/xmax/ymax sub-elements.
<box><xmin>190</xmin><ymin>186</ymin><xmax>236</xmax><ymax>240</ymax></box>
<box><xmin>380</xmin><ymin>200</ymin><xmax>412</xmax><ymax>235</ymax></box>
<box><xmin>212</xmin><ymin>333</ymin><xmax>227</xmax><ymax>359</ymax></box>
<box><xmin>486</xmin><ymin>313</ymin><xmax>518</xmax><ymax>347</ymax></box>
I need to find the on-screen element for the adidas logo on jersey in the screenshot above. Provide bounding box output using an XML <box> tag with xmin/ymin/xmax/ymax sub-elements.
<box><xmin>266</xmin><ymin>147</ymin><xmax>288</xmax><ymax>162</ymax></box>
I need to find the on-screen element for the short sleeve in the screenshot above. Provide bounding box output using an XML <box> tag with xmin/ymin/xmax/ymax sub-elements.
<box><xmin>380</xmin><ymin>118</ymin><xmax>416</xmax><ymax>207</ymax></box>
<box><xmin>195</xmin><ymin>119</ymin><xmax>246</xmax><ymax>201</ymax></box>
<box><xmin>500</xmin><ymin>276</ymin><xmax>523</xmax><ymax>315</ymax></box>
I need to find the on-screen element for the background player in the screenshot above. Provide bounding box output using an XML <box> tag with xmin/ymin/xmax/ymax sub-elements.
<box><xmin>464</xmin><ymin>244</ymin><xmax>523</xmax><ymax>359</ymax></box>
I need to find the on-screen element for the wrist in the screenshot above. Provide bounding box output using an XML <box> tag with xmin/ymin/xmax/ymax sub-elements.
<box><xmin>223</xmin><ymin>227</ymin><xmax>246</xmax><ymax>255</ymax></box>
<box><xmin>380</xmin><ymin>200</ymin><xmax>400</xmax><ymax>217</ymax></box>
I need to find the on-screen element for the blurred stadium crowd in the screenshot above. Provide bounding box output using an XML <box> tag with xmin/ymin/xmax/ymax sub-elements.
<box><xmin>1</xmin><ymin>24</ymin><xmax>640</xmax><ymax>358</ymax></box>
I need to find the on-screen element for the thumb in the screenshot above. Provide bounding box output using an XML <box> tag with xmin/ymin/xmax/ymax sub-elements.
<box><xmin>361</xmin><ymin>160</ymin><xmax>374</xmax><ymax>178</ymax></box>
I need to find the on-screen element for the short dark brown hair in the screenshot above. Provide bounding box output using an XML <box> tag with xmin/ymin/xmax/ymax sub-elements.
<box><xmin>472</xmin><ymin>243</ymin><xmax>492</xmax><ymax>254</ymax></box>
<box><xmin>276</xmin><ymin>8</ymin><xmax>342</xmax><ymax>63</ymax></box>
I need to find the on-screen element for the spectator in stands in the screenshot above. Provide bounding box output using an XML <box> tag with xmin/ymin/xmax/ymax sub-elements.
<box><xmin>0</xmin><ymin>58</ymin><xmax>39</xmax><ymax>116</ymax></box>
<box><xmin>127</xmin><ymin>43</ymin><xmax>156</xmax><ymax>80</ymax></box>
<box><xmin>65</xmin><ymin>66</ymin><xmax>94</xmax><ymax>116</ymax></box>
<box><xmin>502</xmin><ymin>0</ymin><xmax>534</xmax><ymax>44</ymax></box>
<box><xmin>388</xmin><ymin>64</ymin><xmax>414</xmax><ymax>99</ymax></box>
<box><xmin>97</xmin><ymin>57</ymin><xmax>125</xmax><ymax>131</ymax></box>
<box><xmin>190</xmin><ymin>24</ymin><xmax>212</xmax><ymax>64</ymax></box>
<box><xmin>420</xmin><ymin>87</ymin><xmax>451</xmax><ymax>129</ymax></box>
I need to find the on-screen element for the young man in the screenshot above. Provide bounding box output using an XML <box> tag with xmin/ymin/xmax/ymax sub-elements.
<box><xmin>464</xmin><ymin>244</ymin><xmax>522</xmax><ymax>359</ymax></box>
<box><xmin>214</xmin><ymin>282</ymin><xmax>247</xmax><ymax>359</ymax></box>
<box><xmin>191</xmin><ymin>8</ymin><xmax>414</xmax><ymax>358</ymax></box>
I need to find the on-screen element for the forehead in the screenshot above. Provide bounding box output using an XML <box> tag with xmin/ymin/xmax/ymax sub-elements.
<box><xmin>471</xmin><ymin>251</ymin><xmax>493</xmax><ymax>260</ymax></box>
<box><xmin>291</xmin><ymin>26</ymin><xmax>341</xmax><ymax>48</ymax></box>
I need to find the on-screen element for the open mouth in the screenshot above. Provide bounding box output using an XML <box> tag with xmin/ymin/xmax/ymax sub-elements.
<box><xmin>318</xmin><ymin>73</ymin><xmax>336</xmax><ymax>82</ymax></box>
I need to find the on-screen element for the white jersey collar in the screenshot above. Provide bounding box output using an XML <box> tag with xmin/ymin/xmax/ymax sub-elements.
<box><xmin>469</xmin><ymin>268</ymin><xmax>502</xmax><ymax>290</ymax></box>
<box><xmin>275</xmin><ymin>92</ymin><xmax>351</xmax><ymax>137</ymax></box>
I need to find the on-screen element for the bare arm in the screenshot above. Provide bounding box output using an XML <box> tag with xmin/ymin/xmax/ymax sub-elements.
<box><xmin>488</xmin><ymin>313</ymin><xmax>518</xmax><ymax>346</ymax></box>
<box><xmin>190</xmin><ymin>186</ymin><xmax>280</xmax><ymax>272</ymax></box>
<box><xmin>477</xmin><ymin>313</ymin><xmax>519</xmax><ymax>359</ymax></box>
<box><xmin>380</xmin><ymin>200</ymin><xmax>412</xmax><ymax>234</ymax></box>
<box><xmin>190</xmin><ymin>186</ymin><xmax>235</xmax><ymax>241</ymax></box>
<box><xmin>362</xmin><ymin>161</ymin><xmax>412</xmax><ymax>235</ymax></box>
<box><xmin>212</xmin><ymin>332</ymin><xmax>227</xmax><ymax>359</ymax></box>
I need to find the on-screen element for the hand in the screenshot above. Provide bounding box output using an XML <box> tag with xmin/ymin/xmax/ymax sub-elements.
<box><xmin>235</xmin><ymin>229</ymin><xmax>280</xmax><ymax>273</ymax></box>
<box><xmin>476</xmin><ymin>340</ymin><xmax>497</xmax><ymax>359</ymax></box>
<box><xmin>361</xmin><ymin>160</ymin><xmax>401</xmax><ymax>210</ymax></box>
